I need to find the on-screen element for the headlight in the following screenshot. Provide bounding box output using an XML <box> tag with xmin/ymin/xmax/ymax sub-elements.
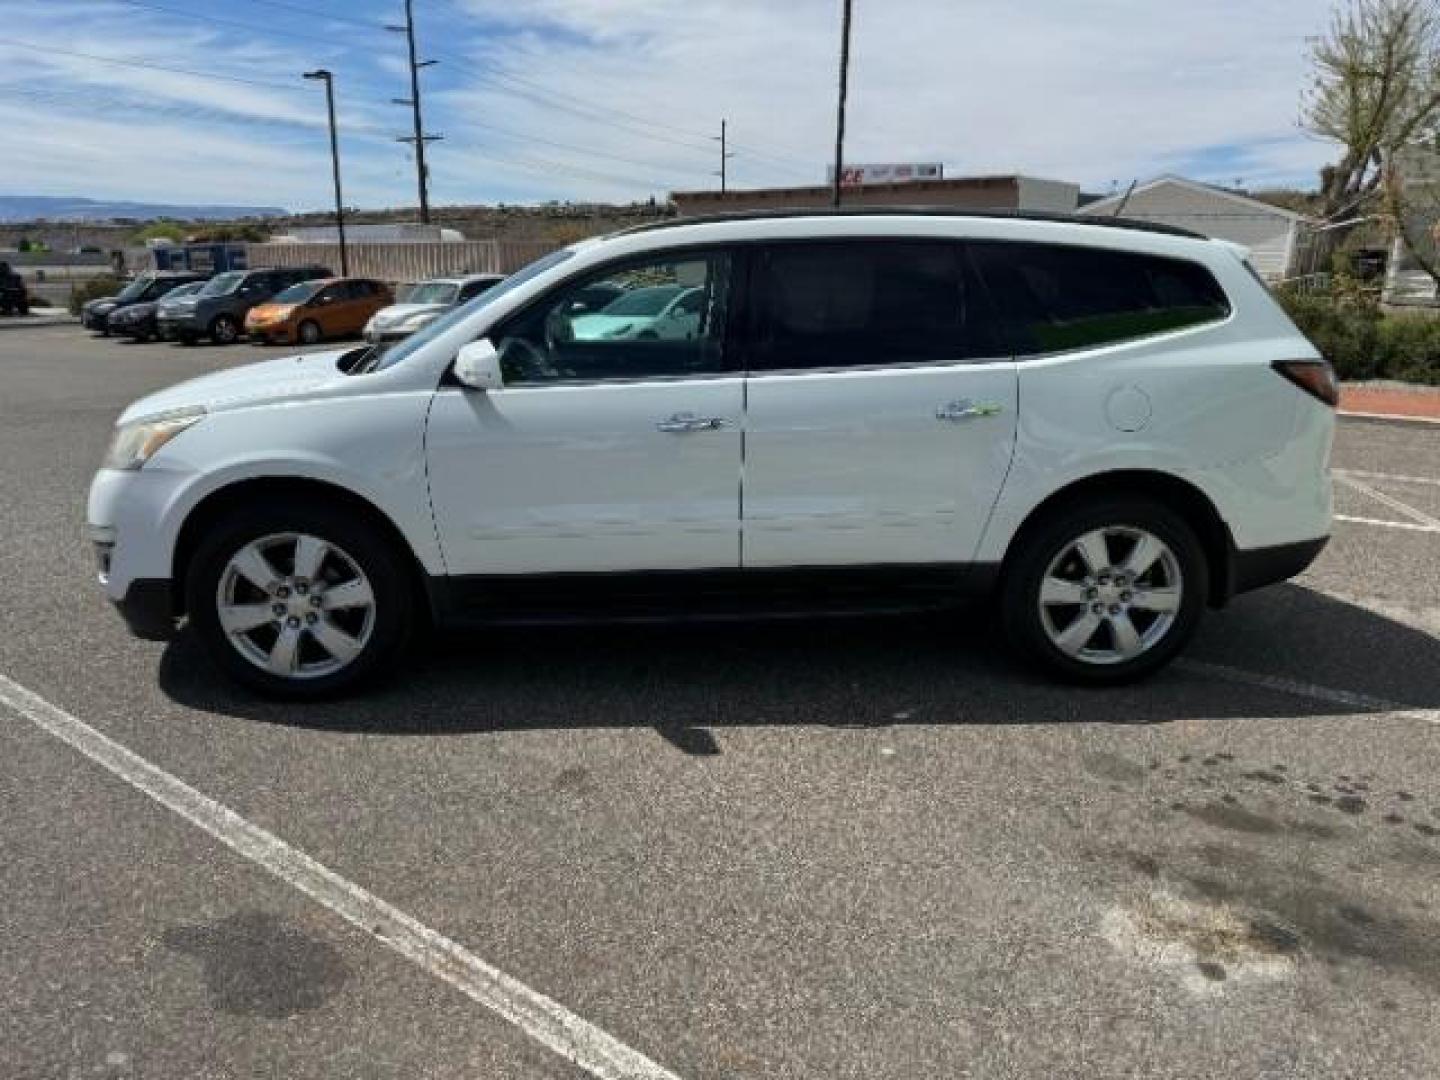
<box><xmin>102</xmin><ymin>408</ymin><xmax>206</xmax><ymax>470</ymax></box>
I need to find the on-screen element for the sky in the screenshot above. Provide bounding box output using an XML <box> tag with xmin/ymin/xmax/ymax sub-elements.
<box><xmin>0</xmin><ymin>0</ymin><xmax>1341</xmax><ymax>214</ymax></box>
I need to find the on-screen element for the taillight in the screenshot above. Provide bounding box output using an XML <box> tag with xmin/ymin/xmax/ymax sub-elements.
<box><xmin>1272</xmin><ymin>359</ymin><xmax>1339</xmax><ymax>408</ymax></box>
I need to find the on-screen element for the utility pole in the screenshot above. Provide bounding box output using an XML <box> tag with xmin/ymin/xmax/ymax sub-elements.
<box><xmin>831</xmin><ymin>0</ymin><xmax>854</xmax><ymax>208</ymax></box>
<box><xmin>388</xmin><ymin>0</ymin><xmax>442</xmax><ymax>224</ymax></box>
<box><xmin>303</xmin><ymin>69</ymin><xmax>348</xmax><ymax>275</ymax></box>
<box><xmin>712</xmin><ymin>119</ymin><xmax>736</xmax><ymax>194</ymax></box>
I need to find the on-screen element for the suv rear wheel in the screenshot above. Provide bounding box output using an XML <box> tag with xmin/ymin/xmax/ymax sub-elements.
<box><xmin>1001</xmin><ymin>498</ymin><xmax>1207</xmax><ymax>684</ymax></box>
<box><xmin>186</xmin><ymin>500</ymin><xmax>414</xmax><ymax>698</ymax></box>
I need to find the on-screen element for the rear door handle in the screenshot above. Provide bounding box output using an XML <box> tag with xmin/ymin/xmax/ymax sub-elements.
<box><xmin>656</xmin><ymin>412</ymin><xmax>733</xmax><ymax>433</ymax></box>
<box><xmin>936</xmin><ymin>399</ymin><xmax>1004</xmax><ymax>422</ymax></box>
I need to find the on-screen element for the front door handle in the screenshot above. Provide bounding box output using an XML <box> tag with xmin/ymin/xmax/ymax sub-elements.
<box><xmin>936</xmin><ymin>399</ymin><xmax>1004</xmax><ymax>422</ymax></box>
<box><xmin>656</xmin><ymin>412</ymin><xmax>733</xmax><ymax>433</ymax></box>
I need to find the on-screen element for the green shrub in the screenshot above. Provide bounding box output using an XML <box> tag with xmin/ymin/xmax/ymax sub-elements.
<box><xmin>69</xmin><ymin>276</ymin><xmax>122</xmax><ymax>316</ymax></box>
<box><xmin>1274</xmin><ymin>289</ymin><xmax>1384</xmax><ymax>380</ymax></box>
<box><xmin>1374</xmin><ymin>314</ymin><xmax>1440</xmax><ymax>384</ymax></box>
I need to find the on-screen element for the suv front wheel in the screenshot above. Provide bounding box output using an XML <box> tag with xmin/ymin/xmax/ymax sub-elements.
<box><xmin>186</xmin><ymin>500</ymin><xmax>414</xmax><ymax>698</ymax></box>
<box><xmin>1001</xmin><ymin>498</ymin><xmax>1207</xmax><ymax>684</ymax></box>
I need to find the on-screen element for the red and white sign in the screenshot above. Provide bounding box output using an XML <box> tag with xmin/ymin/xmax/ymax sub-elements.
<box><xmin>827</xmin><ymin>163</ymin><xmax>943</xmax><ymax>187</ymax></box>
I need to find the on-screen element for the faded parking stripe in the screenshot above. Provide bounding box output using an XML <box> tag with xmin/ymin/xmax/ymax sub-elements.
<box><xmin>0</xmin><ymin>672</ymin><xmax>682</xmax><ymax>1080</ymax></box>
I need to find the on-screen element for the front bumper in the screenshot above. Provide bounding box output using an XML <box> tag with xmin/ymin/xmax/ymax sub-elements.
<box><xmin>83</xmin><ymin>308</ymin><xmax>115</xmax><ymax>330</ymax></box>
<box><xmin>158</xmin><ymin>312</ymin><xmax>205</xmax><ymax>338</ymax></box>
<box><xmin>112</xmin><ymin>579</ymin><xmax>178</xmax><ymax>641</ymax></box>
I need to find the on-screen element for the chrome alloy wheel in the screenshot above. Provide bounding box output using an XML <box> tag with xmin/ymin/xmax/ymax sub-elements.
<box><xmin>1037</xmin><ymin>526</ymin><xmax>1183</xmax><ymax>666</ymax></box>
<box><xmin>216</xmin><ymin>533</ymin><xmax>376</xmax><ymax>680</ymax></box>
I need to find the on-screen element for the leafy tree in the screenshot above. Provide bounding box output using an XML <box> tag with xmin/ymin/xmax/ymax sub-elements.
<box><xmin>1302</xmin><ymin>0</ymin><xmax>1440</xmax><ymax>223</ymax></box>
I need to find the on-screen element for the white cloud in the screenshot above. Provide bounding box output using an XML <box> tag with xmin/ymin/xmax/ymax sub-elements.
<box><xmin>0</xmin><ymin>0</ymin><xmax>1341</xmax><ymax>210</ymax></box>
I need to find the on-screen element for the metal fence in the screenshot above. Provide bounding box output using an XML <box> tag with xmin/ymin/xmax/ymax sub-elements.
<box><xmin>243</xmin><ymin>239</ymin><xmax>561</xmax><ymax>284</ymax></box>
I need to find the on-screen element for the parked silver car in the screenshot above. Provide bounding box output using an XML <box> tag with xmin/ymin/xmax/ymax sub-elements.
<box><xmin>363</xmin><ymin>273</ymin><xmax>505</xmax><ymax>343</ymax></box>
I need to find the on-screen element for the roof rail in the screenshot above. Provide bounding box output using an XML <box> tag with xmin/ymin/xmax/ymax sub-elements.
<box><xmin>614</xmin><ymin>206</ymin><xmax>1207</xmax><ymax>241</ymax></box>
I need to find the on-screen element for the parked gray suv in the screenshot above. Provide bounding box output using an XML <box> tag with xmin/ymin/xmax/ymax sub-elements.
<box><xmin>156</xmin><ymin>265</ymin><xmax>330</xmax><ymax>345</ymax></box>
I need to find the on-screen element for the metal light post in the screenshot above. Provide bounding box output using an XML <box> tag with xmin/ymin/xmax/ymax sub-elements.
<box><xmin>303</xmin><ymin>68</ymin><xmax>349</xmax><ymax>276</ymax></box>
<box><xmin>831</xmin><ymin>0</ymin><xmax>854</xmax><ymax>208</ymax></box>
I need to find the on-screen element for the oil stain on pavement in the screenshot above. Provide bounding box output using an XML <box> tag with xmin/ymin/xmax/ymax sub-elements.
<box><xmin>161</xmin><ymin>910</ymin><xmax>350</xmax><ymax>1018</ymax></box>
<box><xmin>1090</xmin><ymin>748</ymin><xmax>1440</xmax><ymax>994</ymax></box>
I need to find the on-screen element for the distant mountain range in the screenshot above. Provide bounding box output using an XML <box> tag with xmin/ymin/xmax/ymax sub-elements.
<box><xmin>0</xmin><ymin>196</ymin><xmax>286</xmax><ymax>223</ymax></box>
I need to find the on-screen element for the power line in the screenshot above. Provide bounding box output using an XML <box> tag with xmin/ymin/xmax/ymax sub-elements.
<box><xmin>230</xmin><ymin>0</ymin><xmax>387</xmax><ymax>32</ymax></box>
<box><xmin>0</xmin><ymin>36</ymin><xmax>304</xmax><ymax>93</ymax></box>
<box><xmin>106</xmin><ymin>0</ymin><xmax>364</xmax><ymax>52</ymax></box>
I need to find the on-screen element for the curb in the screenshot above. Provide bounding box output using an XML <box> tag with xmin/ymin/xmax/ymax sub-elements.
<box><xmin>1338</xmin><ymin>409</ymin><xmax>1440</xmax><ymax>426</ymax></box>
<box><xmin>0</xmin><ymin>316</ymin><xmax>80</xmax><ymax>331</ymax></box>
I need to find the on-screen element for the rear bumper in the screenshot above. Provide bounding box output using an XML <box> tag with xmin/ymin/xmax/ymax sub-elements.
<box><xmin>112</xmin><ymin>578</ymin><xmax>177</xmax><ymax>641</ymax></box>
<box><xmin>1226</xmin><ymin>535</ymin><xmax>1329</xmax><ymax>600</ymax></box>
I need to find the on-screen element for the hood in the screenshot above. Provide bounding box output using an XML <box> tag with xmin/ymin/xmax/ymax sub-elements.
<box><xmin>86</xmin><ymin>297</ymin><xmax>121</xmax><ymax>313</ymax></box>
<box><xmin>109</xmin><ymin>301</ymin><xmax>157</xmax><ymax>320</ymax></box>
<box><xmin>571</xmin><ymin>313</ymin><xmax>657</xmax><ymax>340</ymax></box>
<box><xmin>159</xmin><ymin>291</ymin><xmax>203</xmax><ymax>311</ymax></box>
<box><xmin>371</xmin><ymin>301</ymin><xmax>446</xmax><ymax>327</ymax></box>
<box><xmin>118</xmin><ymin>348</ymin><xmax>353</xmax><ymax>424</ymax></box>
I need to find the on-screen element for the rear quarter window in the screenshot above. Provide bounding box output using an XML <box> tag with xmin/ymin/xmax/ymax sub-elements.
<box><xmin>969</xmin><ymin>242</ymin><xmax>1231</xmax><ymax>355</ymax></box>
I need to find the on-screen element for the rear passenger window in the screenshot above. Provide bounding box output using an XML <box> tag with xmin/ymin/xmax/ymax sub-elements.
<box><xmin>969</xmin><ymin>243</ymin><xmax>1230</xmax><ymax>355</ymax></box>
<box><xmin>748</xmin><ymin>241</ymin><xmax>995</xmax><ymax>372</ymax></box>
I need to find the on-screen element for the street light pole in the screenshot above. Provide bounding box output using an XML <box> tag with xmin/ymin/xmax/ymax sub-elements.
<box><xmin>831</xmin><ymin>0</ymin><xmax>854</xmax><ymax>208</ymax></box>
<box><xmin>303</xmin><ymin>68</ymin><xmax>348</xmax><ymax>276</ymax></box>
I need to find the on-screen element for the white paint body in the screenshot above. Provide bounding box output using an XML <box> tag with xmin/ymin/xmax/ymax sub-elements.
<box><xmin>88</xmin><ymin>213</ymin><xmax>1332</xmax><ymax>607</ymax></box>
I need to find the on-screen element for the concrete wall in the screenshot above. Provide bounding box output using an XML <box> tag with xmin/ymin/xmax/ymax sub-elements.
<box><xmin>245</xmin><ymin>239</ymin><xmax>561</xmax><ymax>284</ymax></box>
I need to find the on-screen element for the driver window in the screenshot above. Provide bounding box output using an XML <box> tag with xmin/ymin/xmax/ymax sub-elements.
<box><xmin>495</xmin><ymin>252</ymin><xmax>731</xmax><ymax>385</ymax></box>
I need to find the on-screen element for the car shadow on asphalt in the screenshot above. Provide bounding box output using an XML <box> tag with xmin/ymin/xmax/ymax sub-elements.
<box><xmin>154</xmin><ymin>583</ymin><xmax>1440</xmax><ymax>747</ymax></box>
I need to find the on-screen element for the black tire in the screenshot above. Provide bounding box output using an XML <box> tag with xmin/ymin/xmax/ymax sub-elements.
<box><xmin>210</xmin><ymin>314</ymin><xmax>240</xmax><ymax>344</ymax></box>
<box><xmin>185</xmin><ymin>498</ymin><xmax>415</xmax><ymax>699</ymax></box>
<box><xmin>1000</xmin><ymin>497</ymin><xmax>1207</xmax><ymax>685</ymax></box>
<box><xmin>298</xmin><ymin>319</ymin><xmax>322</xmax><ymax>345</ymax></box>
<box><xmin>179</xmin><ymin>331</ymin><xmax>198</xmax><ymax>346</ymax></box>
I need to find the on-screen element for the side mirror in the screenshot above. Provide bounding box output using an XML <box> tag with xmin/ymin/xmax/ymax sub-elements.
<box><xmin>454</xmin><ymin>338</ymin><xmax>504</xmax><ymax>391</ymax></box>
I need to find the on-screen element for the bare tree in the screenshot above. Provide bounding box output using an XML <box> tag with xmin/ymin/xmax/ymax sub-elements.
<box><xmin>1303</xmin><ymin>0</ymin><xmax>1440</xmax><ymax>223</ymax></box>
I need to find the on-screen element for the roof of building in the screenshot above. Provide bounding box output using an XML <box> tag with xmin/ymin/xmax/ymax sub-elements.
<box><xmin>1080</xmin><ymin>176</ymin><xmax>1311</xmax><ymax>222</ymax></box>
<box><xmin>670</xmin><ymin>174</ymin><xmax>1071</xmax><ymax>202</ymax></box>
<box><xmin>619</xmin><ymin>206</ymin><xmax>1206</xmax><ymax>240</ymax></box>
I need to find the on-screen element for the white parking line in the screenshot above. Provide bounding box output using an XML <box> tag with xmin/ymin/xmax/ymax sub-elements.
<box><xmin>0</xmin><ymin>672</ymin><xmax>681</xmax><ymax>1080</ymax></box>
<box><xmin>1333</xmin><ymin>473</ymin><xmax>1440</xmax><ymax>530</ymax></box>
<box><xmin>1176</xmin><ymin>660</ymin><xmax>1440</xmax><ymax>725</ymax></box>
<box><xmin>1334</xmin><ymin>514</ymin><xmax>1440</xmax><ymax>534</ymax></box>
<box><xmin>1334</xmin><ymin>468</ymin><xmax>1440</xmax><ymax>489</ymax></box>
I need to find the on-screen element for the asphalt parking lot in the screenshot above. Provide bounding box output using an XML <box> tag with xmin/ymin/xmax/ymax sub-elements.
<box><xmin>1</xmin><ymin>325</ymin><xmax>1437</xmax><ymax>1079</ymax></box>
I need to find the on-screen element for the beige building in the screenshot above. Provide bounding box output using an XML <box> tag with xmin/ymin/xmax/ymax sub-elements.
<box><xmin>1081</xmin><ymin>176</ymin><xmax>1313</xmax><ymax>281</ymax></box>
<box><xmin>671</xmin><ymin>175</ymin><xmax>1080</xmax><ymax>218</ymax></box>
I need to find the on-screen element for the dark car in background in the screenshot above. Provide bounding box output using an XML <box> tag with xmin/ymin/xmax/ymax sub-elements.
<box><xmin>82</xmin><ymin>272</ymin><xmax>209</xmax><ymax>334</ymax></box>
<box><xmin>105</xmin><ymin>280</ymin><xmax>206</xmax><ymax>342</ymax></box>
<box><xmin>156</xmin><ymin>265</ymin><xmax>330</xmax><ymax>345</ymax></box>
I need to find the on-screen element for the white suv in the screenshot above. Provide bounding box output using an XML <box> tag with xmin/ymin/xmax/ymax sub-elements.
<box><xmin>88</xmin><ymin>211</ymin><xmax>1335</xmax><ymax>697</ymax></box>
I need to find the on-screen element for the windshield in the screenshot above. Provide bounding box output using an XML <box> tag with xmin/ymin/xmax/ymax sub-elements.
<box><xmin>361</xmin><ymin>247</ymin><xmax>575</xmax><ymax>373</ymax></box>
<box><xmin>405</xmin><ymin>282</ymin><xmax>460</xmax><ymax>305</ymax></box>
<box><xmin>199</xmin><ymin>271</ymin><xmax>246</xmax><ymax>297</ymax></box>
<box><xmin>273</xmin><ymin>281</ymin><xmax>324</xmax><ymax>305</ymax></box>
<box><xmin>114</xmin><ymin>276</ymin><xmax>155</xmax><ymax>302</ymax></box>
<box><xmin>596</xmin><ymin>285</ymin><xmax>684</xmax><ymax>318</ymax></box>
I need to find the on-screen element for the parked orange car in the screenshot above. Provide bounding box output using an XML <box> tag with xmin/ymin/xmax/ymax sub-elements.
<box><xmin>245</xmin><ymin>277</ymin><xmax>393</xmax><ymax>345</ymax></box>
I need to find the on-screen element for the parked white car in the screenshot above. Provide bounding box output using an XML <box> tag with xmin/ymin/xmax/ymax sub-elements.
<box><xmin>363</xmin><ymin>273</ymin><xmax>505</xmax><ymax>343</ymax></box>
<box><xmin>570</xmin><ymin>284</ymin><xmax>703</xmax><ymax>341</ymax></box>
<box><xmin>88</xmin><ymin>210</ymin><xmax>1335</xmax><ymax>697</ymax></box>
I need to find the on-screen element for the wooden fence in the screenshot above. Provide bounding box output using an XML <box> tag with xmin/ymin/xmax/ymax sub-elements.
<box><xmin>244</xmin><ymin>239</ymin><xmax>560</xmax><ymax>285</ymax></box>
